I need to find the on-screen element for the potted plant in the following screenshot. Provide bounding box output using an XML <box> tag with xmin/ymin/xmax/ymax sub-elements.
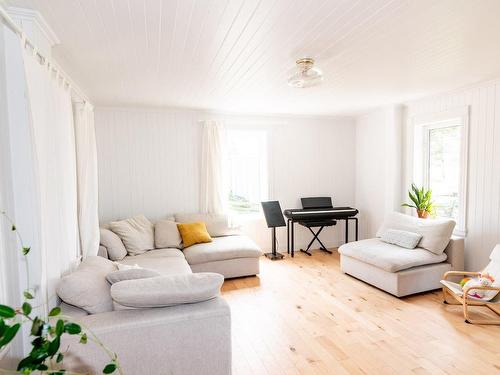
<box><xmin>402</xmin><ymin>183</ymin><xmax>434</xmax><ymax>219</ymax></box>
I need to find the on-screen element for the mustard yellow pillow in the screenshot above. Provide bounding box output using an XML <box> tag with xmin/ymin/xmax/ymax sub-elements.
<box><xmin>177</xmin><ymin>222</ymin><xmax>212</xmax><ymax>248</ymax></box>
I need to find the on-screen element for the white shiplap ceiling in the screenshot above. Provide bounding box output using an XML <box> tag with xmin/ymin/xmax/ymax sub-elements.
<box><xmin>6</xmin><ymin>0</ymin><xmax>500</xmax><ymax>115</ymax></box>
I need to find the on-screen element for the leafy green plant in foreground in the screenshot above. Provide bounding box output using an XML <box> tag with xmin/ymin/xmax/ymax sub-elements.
<box><xmin>0</xmin><ymin>211</ymin><xmax>121</xmax><ymax>374</ymax></box>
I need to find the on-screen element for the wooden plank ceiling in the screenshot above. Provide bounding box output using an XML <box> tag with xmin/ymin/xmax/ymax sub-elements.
<box><xmin>7</xmin><ymin>0</ymin><xmax>500</xmax><ymax>115</ymax></box>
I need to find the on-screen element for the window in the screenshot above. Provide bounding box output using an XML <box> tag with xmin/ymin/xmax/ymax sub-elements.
<box><xmin>426</xmin><ymin>124</ymin><xmax>461</xmax><ymax>220</ymax></box>
<box><xmin>225</xmin><ymin>129</ymin><xmax>268</xmax><ymax>215</ymax></box>
<box><xmin>412</xmin><ymin>108</ymin><xmax>468</xmax><ymax>235</ymax></box>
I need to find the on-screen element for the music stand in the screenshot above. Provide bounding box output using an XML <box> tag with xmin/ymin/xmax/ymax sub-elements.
<box><xmin>261</xmin><ymin>201</ymin><xmax>286</xmax><ymax>260</ymax></box>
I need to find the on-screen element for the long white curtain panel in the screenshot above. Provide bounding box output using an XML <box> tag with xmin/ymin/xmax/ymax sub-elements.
<box><xmin>200</xmin><ymin>120</ymin><xmax>227</xmax><ymax>214</ymax></box>
<box><xmin>22</xmin><ymin>44</ymin><xmax>79</xmax><ymax>307</ymax></box>
<box><xmin>74</xmin><ymin>102</ymin><xmax>99</xmax><ymax>258</ymax></box>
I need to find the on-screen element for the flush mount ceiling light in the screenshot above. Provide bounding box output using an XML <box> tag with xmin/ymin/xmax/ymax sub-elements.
<box><xmin>287</xmin><ymin>57</ymin><xmax>323</xmax><ymax>88</ymax></box>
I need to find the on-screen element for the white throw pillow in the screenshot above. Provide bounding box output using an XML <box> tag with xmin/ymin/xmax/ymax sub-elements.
<box><xmin>99</xmin><ymin>228</ymin><xmax>127</xmax><ymax>260</ymax></box>
<box><xmin>111</xmin><ymin>272</ymin><xmax>224</xmax><ymax>309</ymax></box>
<box><xmin>174</xmin><ymin>213</ymin><xmax>240</xmax><ymax>237</ymax></box>
<box><xmin>109</xmin><ymin>215</ymin><xmax>154</xmax><ymax>256</ymax></box>
<box><xmin>380</xmin><ymin>229</ymin><xmax>423</xmax><ymax>249</ymax></box>
<box><xmin>56</xmin><ymin>256</ymin><xmax>117</xmax><ymax>314</ymax></box>
<box><xmin>106</xmin><ymin>268</ymin><xmax>160</xmax><ymax>284</ymax></box>
<box><xmin>154</xmin><ymin>220</ymin><xmax>182</xmax><ymax>249</ymax></box>
<box><xmin>376</xmin><ymin>212</ymin><xmax>455</xmax><ymax>255</ymax></box>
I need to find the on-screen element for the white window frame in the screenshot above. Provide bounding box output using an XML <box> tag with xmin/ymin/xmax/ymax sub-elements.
<box><xmin>411</xmin><ymin>106</ymin><xmax>469</xmax><ymax>236</ymax></box>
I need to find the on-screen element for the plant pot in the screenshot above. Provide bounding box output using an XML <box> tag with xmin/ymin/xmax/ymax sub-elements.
<box><xmin>417</xmin><ymin>209</ymin><xmax>430</xmax><ymax>219</ymax></box>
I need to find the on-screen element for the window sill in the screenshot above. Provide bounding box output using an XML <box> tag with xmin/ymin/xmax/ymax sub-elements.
<box><xmin>453</xmin><ymin>228</ymin><xmax>467</xmax><ymax>238</ymax></box>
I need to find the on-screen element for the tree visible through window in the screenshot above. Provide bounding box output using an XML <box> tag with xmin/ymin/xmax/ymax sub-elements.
<box><xmin>428</xmin><ymin>125</ymin><xmax>461</xmax><ymax>220</ymax></box>
<box><xmin>225</xmin><ymin>129</ymin><xmax>268</xmax><ymax>215</ymax></box>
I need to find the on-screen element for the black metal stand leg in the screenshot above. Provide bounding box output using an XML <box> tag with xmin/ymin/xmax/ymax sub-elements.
<box><xmin>345</xmin><ymin>219</ymin><xmax>349</xmax><ymax>244</ymax></box>
<box><xmin>291</xmin><ymin>221</ymin><xmax>295</xmax><ymax>257</ymax></box>
<box><xmin>287</xmin><ymin>219</ymin><xmax>290</xmax><ymax>254</ymax></box>
<box><xmin>355</xmin><ymin>218</ymin><xmax>358</xmax><ymax>241</ymax></box>
<box><xmin>264</xmin><ymin>227</ymin><xmax>284</xmax><ymax>260</ymax></box>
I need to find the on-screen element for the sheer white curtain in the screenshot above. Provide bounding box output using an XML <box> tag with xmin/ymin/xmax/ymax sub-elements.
<box><xmin>22</xmin><ymin>44</ymin><xmax>79</xmax><ymax>306</ymax></box>
<box><xmin>200</xmin><ymin>120</ymin><xmax>227</xmax><ymax>214</ymax></box>
<box><xmin>73</xmin><ymin>102</ymin><xmax>99</xmax><ymax>258</ymax></box>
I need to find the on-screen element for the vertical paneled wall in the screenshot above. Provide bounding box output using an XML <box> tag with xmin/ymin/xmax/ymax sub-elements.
<box><xmin>404</xmin><ymin>80</ymin><xmax>500</xmax><ymax>270</ymax></box>
<box><xmin>94</xmin><ymin>107</ymin><xmax>356</xmax><ymax>250</ymax></box>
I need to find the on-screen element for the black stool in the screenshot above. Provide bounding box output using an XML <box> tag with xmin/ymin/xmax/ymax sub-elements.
<box><xmin>298</xmin><ymin>220</ymin><xmax>336</xmax><ymax>256</ymax></box>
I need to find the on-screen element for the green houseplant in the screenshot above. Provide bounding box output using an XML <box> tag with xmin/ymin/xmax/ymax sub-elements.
<box><xmin>0</xmin><ymin>211</ymin><xmax>121</xmax><ymax>374</ymax></box>
<box><xmin>402</xmin><ymin>184</ymin><xmax>434</xmax><ymax>219</ymax></box>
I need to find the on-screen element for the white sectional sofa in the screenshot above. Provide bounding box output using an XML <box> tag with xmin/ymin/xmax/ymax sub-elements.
<box><xmin>339</xmin><ymin>212</ymin><xmax>465</xmax><ymax>297</ymax></box>
<box><xmin>56</xmin><ymin>213</ymin><xmax>262</xmax><ymax>374</ymax></box>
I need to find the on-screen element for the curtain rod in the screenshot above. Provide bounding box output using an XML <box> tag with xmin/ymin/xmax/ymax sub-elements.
<box><xmin>0</xmin><ymin>5</ymin><xmax>92</xmax><ymax>107</ymax></box>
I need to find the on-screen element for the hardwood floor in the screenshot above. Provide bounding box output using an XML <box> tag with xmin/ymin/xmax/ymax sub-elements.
<box><xmin>222</xmin><ymin>250</ymin><xmax>500</xmax><ymax>375</ymax></box>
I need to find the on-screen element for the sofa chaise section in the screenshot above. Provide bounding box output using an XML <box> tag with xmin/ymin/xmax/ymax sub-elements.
<box><xmin>183</xmin><ymin>235</ymin><xmax>262</xmax><ymax>278</ymax></box>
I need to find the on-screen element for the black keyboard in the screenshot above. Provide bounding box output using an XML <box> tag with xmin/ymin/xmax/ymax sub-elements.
<box><xmin>283</xmin><ymin>207</ymin><xmax>359</xmax><ymax>221</ymax></box>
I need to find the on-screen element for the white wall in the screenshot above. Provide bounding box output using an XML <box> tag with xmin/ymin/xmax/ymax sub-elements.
<box><xmin>355</xmin><ymin>106</ymin><xmax>403</xmax><ymax>239</ymax></box>
<box><xmin>356</xmin><ymin>79</ymin><xmax>500</xmax><ymax>270</ymax></box>
<box><xmin>403</xmin><ymin>80</ymin><xmax>500</xmax><ymax>270</ymax></box>
<box><xmin>95</xmin><ymin>107</ymin><xmax>356</xmax><ymax>251</ymax></box>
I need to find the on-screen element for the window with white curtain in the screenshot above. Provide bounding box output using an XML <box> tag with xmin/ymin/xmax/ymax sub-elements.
<box><xmin>412</xmin><ymin>107</ymin><xmax>469</xmax><ymax>235</ymax></box>
<box><xmin>225</xmin><ymin>129</ymin><xmax>268</xmax><ymax>215</ymax></box>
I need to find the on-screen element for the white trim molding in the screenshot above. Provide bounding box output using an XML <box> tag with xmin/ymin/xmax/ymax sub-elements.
<box><xmin>7</xmin><ymin>6</ymin><xmax>60</xmax><ymax>47</ymax></box>
<box><xmin>410</xmin><ymin>106</ymin><xmax>470</xmax><ymax>237</ymax></box>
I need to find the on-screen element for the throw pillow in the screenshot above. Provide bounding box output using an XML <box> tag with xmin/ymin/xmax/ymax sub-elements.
<box><xmin>56</xmin><ymin>256</ymin><xmax>117</xmax><ymax>314</ymax></box>
<box><xmin>109</xmin><ymin>214</ymin><xmax>154</xmax><ymax>256</ymax></box>
<box><xmin>381</xmin><ymin>229</ymin><xmax>423</xmax><ymax>249</ymax></box>
<box><xmin>110</xmin><ymin>272</ymin><xmax>224</xmax><ymax>309</ymax></box>
<box><xmin>99</xmin><ymin>228</ymin><xmax>127</xmax><ymax>260</ymax></box>
<box><xmin>106</xmin><ymin>268</ymin><xmax>160</xmax><ymax>284</ymax></box>
<box><xmin>177</xmin><ymin>221</ymin><xmax>212</xmax><ymax>248</ymax></box>
<box><xmin>376</xmin><ymin>212</ymin><xmax>455</xmax><ymax>255</ymax></box>
<box><xmin>155</xmin><ymin>219</ymin><xmax>183</xmax><ymax>249</ymax></box>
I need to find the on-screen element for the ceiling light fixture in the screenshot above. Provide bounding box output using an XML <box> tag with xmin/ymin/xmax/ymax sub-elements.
<box><xmin>287</xmin><ymin>57</ymin><xmax>323</xmax><ymax>88</ymax></box>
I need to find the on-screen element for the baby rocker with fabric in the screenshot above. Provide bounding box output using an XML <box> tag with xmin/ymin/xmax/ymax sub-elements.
<box><xmin>440</xmin><ymin>244</ymin><xmax>500</xmax><ymax>325</ymax></box>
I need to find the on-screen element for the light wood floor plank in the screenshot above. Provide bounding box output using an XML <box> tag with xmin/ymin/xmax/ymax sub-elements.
<box><xmin>223</xmin><ymin>250</ymin><xmax>500</xmax><ymax>374</ymax></box>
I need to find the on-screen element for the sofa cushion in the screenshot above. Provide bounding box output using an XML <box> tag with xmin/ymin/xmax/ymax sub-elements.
<box><xmin>56</xmin><ymin>256</ymin><xmax>117</xmax><ymax>314</ymax></box>
<box><xmin>106</xmin><ymin>268</ymin><xmax>161</xmax><ymax>284</ymax></box>
<box><xmin>177</xmin><ymin>222</ymin><xmax>212</xmax><ymax>248</ymax></box>
<box><xmin>109</xmin><ymin>215</ymin><xmax>154</xmax><ymax>256</ymax></box>
<box><xmin>155</xmin><ymin>219</ymin><xmax>182</xmax><ymax>249</ymax></box>
<box><xmin>183</xmin><ymin>235</ymin><xmax>262</xmax><ymax>265</ymax></box>
<box><xmin>133</xmin><ymin>248</ymin><xmax>184</xmax><ymax>258</ymax></box>
<box><xmin>376</xmin><ymin>212</ymin><xmax>455</xmax><ymax>255</ymax></box>
<box><xmin>99</xmin><ymin>228</ymin><xmax>127</xmax><ymax>260</ymax></box>
<box><xmin>174</xmin><ymin>213</ymin><xmax>240</xmax><ymax>237</ymax></box>
<box><xmin>118</xmin><ymin>254</ymin><xmax>192</xmax><ymax>275</ymax></box>
<box><xmin>380</xmin><ymin>229</ymin><xmax>422</xmax><ymax>249</ymax></box>
<box><xmin>338</xmin><ymin>238</ymin><xmax>447</xmax><ymax>272</ymax></box>
<box><xmin>110</xmin><ymin>273</ymin><xmax>224</xmax><ymax>309</ymax></box>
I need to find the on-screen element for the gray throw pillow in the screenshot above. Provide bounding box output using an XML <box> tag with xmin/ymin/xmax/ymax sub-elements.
<box><xmin>109</xmin><ymin>215</ymin><xmax>154</xmax><ymax>256</ymax></box>
<box><xmin>381</xmin><ymin>229</ymin><xmax>423</xmax><ymax>249</ymax></box>
<box><xmin>154</xmin><ymin>220</ymin><xmax>182</xmax><ymax>249</ymax></box>
<box><xmin>100</xmin><ymin>228</ymin><xmax>127</xmax><ymax>260</ymax></box>
<box><xmin>106</xmin><ymin>268</ymin><xmax>160</xmax><ymax>284</ymax></box>
<box><xmin>56</xmin><ymin>256</ymin><xmax>117</xmax><ymax>314</ymax></box>
<box><xmin>111</xmin><ymin>272</ymin><xmax>224</xmax><ymax>309</ymax></box>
